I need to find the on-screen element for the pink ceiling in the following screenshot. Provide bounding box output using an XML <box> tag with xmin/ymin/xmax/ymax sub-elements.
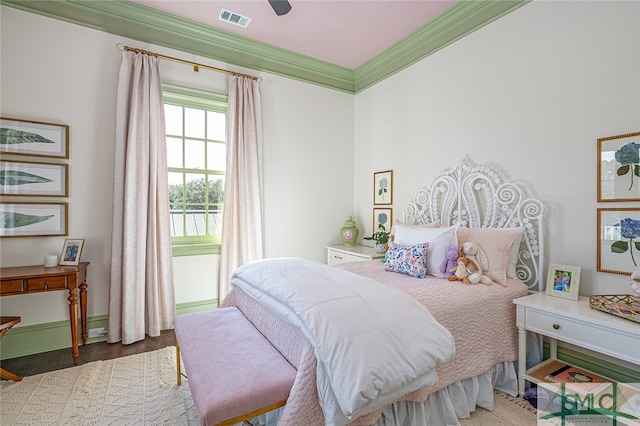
<box><xmin>131</xmin><ymin>1</ymin><xmax>459</xmax><ymax>69</ymax></box>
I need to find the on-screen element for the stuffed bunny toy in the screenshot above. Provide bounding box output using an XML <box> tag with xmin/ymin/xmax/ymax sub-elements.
<box><xmin>461</xmin><ymin>241</ymin><xmax>494</xmax><ymax>285</ymax></box>
<box><xmin>447</xmin><ymin>253</ymin><xmax>480</xmax><ymax>284</ymax></box>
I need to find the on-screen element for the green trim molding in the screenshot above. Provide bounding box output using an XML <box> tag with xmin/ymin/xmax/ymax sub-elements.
<box><xmin>1</xmin><ymin>0</ymin><xmax>531</xmax><ymax>94</ymax></box>
<box><xmin>542</xmin><ymin>341</ymin><xmax>640</xmax><ymax>385</ymax></box>
<box><xmin>2</xmin><ymin>299</ymin><xmax>639</xmax><ymax>386</ymax></box>
<box><xmin>0</xmin><ymin>299</ymin><xmax>219</xmax><ymax>360</ymax></box>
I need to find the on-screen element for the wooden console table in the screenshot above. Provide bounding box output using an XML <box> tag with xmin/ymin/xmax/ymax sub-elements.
<box><xmin>0</xmin><ymin>262</ymin><xmax>89</xmax><ymax>365</ymax></box>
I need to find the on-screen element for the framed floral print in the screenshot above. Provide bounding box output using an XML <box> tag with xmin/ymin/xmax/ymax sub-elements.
<box><xmin>597</xmin><ymin>207</ymin><xmax>640</xmax><ymax>275</ymax></box>
<box><xmin>597</xmin><ymin>131</ymin><xmax>640</xmax><ymax>202</ymax></box>
<box><xmin>545</xmin><ymin>263</ymin><xmax>581</xmax><ymax>300</ymax></box>
<box><xmin>373</xmin><ymin>207</ymin><xmax>392</xmax><ymax>233</ymax></box>
<box><xmin>373</xmin><ymin>170</ymin><xmax>393</xmax><ymax>205</ymax></box>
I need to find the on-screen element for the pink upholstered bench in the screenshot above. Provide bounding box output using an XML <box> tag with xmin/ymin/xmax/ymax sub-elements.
<box><xmin>174</xmin><ymin>307</ymin><xmax>297</xmax><ymax>426</ymax></box>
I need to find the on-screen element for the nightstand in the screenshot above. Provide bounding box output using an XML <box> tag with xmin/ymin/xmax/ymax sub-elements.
<box><xmin>513</xmin><ymin>292</ymin><xmax>640</xmax><ymax>397</ymax></box>
<box><xmin>326</xmin><ymin>245</ymin><xmax>385</xmax><ymax>265</ymax></box>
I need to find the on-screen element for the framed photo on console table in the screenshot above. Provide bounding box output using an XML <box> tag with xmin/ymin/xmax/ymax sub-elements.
<box><xmin>59</xmin><ymin>238</ymin><xmax>85</xmax><ymax>266</ymax></box>
<box><xmin>597</xmin><ymin>131</ymin><xmax>640</xmax><ymax>202</ymax></box>
<box><xmin>545</xmin><ymin>263</ymin><xmax>581</xmax><ymax>300</ymax></box>
<box><xmin>0</xmin><ymin>117</ymin><xmax>69</xmax><ymax>159</ymax></box>
<box><xmin>597</xmin><ymin>207</ymin><xmax>640</xmax><ymax>275</ymax></box>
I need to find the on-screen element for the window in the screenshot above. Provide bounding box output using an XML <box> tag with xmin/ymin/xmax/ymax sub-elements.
<box><xmin>163</xmin><ymin>85</ymin><xmax>228</xmax><ymax>256</ymax></box>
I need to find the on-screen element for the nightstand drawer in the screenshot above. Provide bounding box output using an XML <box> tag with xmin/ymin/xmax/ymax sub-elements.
<box><xmin>526</xmin><ymin>308</ymin><xmax>639</xmax><ymax>363</ymax></box>
<box><xmin>0</xmin><ymin>279</ymin><xmax>24</xmax><ymax>295</ymax></box>
<box><xmin>327</xmin><ymin>249</ymin><xmax>349</xmax><ymax>265</ymax></box>
<box><xmin>26</xmin><ymin>276</ymin><xmax>67</xmax><ymax>291</ymax></box>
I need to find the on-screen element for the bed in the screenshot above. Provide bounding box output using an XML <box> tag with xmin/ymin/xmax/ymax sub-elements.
<box><xmin>221</xmin><ymin>159</ymin><xmax>545</xmax><ymax>426</ymax></box>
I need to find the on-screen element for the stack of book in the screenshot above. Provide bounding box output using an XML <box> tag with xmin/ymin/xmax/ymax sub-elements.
<box><xmin>544</xmin><ymin>364</ymin><xmax>610</xmax><ymax>396</ymax></box>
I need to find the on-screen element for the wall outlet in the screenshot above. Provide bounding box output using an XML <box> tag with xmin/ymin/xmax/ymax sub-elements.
<box><xmin>88</xmin><ymin>327</ymin><xmax>107</xmax><ymax>338</ymax></box>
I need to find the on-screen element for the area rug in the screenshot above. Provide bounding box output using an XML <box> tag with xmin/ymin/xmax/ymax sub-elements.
<box><xmin>0</xmin><ymin>346</ymin><xmax>198</xmax><ymax>425</ymax></box>
<box><xmin>1</xmin><ymin>346</ymin><xmax>537</xmax><ymax>425</ymax></box>
<box><xmin>460</xmin><ymin>390</ymin><xmax>538</xmax><ymax>425</ymax></box>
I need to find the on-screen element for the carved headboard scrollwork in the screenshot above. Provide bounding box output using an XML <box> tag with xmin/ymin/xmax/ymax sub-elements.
<box><xmin>403</xmin><ymin>159</ymin><xmax>545</xmax><ymax>291</ymax></box>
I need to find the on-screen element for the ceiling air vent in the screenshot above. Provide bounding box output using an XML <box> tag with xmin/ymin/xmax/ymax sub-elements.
<box><xmin>219</xmin><ymin>9</ymin><xmax>251</xmax><ymax>28</ymax></box>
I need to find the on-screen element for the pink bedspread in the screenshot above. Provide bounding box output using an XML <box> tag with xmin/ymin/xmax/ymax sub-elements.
<box><xmin>221</xmin><ymin>260</ymin><xmax>529</xmax><ymax>425</ymax></box>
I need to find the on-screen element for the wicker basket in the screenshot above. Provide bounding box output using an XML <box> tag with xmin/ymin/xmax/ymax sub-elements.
<box><xmin>589</xmin><ymin>294</ymin><xmax>640</xmax><ymax>324</ymax></box>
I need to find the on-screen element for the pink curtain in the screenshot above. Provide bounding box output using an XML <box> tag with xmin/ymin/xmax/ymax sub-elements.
<box><xmin>219</xmin><ymin>76</ymin><xmax>264</xmax><ymax>299</ymax></box>
<box><xmin>108</xmin><ymin>51</ymin><xmax>175</xmax><ymax>344</ymax></box>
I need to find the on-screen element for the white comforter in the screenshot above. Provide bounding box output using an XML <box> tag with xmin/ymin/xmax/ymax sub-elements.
<box><xmin>230</xmin><ymin>258</ymin><xmax>456</xmax><ymax>426</ymax></box>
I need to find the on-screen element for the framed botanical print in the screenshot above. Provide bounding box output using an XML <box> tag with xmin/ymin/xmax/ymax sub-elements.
<box><xmin>597</xmin><ymin>207</ymin><xmax>640</xmax><ymax>275</ymax></box>
<box><xmin>373</xmin><ymin>170</ymin><xmax>393</xmax><ymax>205</ymax></box>
<box><xmin>0</xmin><ymin>202</ymin><xmax>68</xmax><ymax>237</ymax></box>
<box><xmin>0</xmin><ymin>159</ymin><xmax>68</xmax><ymax>197</ymax></box>
<box><xmin>0</xmin><ymin>117</ymin><xmax>69</xmax><ymax>159</ymax></box>
<box><xmin>597</xmin><ymin>131</ymin><xmax>640</xmax><ymax>202</ymax></box>
<box><xmin>373</xmin><ymin>207</ymin><xmax>392</xmax><ymax>233</ymax></box>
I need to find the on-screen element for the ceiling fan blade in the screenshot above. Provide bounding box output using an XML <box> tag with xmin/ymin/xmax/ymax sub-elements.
<box><xmin>268</xmin><ymin>0</ymin><xmax>292</xmax><ymax>16</ymax></box>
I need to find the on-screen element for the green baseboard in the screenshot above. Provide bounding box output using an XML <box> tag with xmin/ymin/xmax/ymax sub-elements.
<box><xmin>543</xmin><ymin>341</ymin><xmax>640</xmax><ymax>384</ymax></box>
<box><xmin>0</xmin><ymin>299</ymin><xmax>219</xmax><ymax>360</ymax></box>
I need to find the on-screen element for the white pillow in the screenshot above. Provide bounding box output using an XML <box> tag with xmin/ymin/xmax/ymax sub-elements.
<box><xmin>393</xmin><ymin>224</ymin><xmax>457</xmax><ymax>278</ymax></box>
<box><xmin>389</xmin><ymin>219</ymin><xmax>441</xmax><ymax>236</ymax></box>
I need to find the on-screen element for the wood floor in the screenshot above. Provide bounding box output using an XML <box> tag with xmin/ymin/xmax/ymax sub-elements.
<box><xmin>0</xmin><ymin>329</ymin><xmax>175</xmax><ymax>379</ymax></box>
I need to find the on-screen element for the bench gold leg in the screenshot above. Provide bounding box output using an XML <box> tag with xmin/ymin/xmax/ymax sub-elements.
<box><xmin>176</xmin><ymin>343</ymin><xmax>182</xmax><ymax>386</ymax></box>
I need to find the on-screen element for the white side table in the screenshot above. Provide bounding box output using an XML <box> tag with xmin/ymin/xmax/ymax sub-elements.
<box><xmin>513</xmin><ymin>292</ymin><xmax>640</xmax><ymax>397</ymax></box>
<box><xmin>326</xmin><ymin>245</ymin><xmax>384</xmax><ymax>265</ymax></box>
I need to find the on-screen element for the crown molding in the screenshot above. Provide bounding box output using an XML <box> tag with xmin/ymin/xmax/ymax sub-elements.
<box><xmin>354</xmin><ymin>0</ymin><xmax>532</xmax><ymax>93</ymax></box>
<box><xmin>1</xmin><ymin>0</ymin><xmax>530</xmax><ymax>94</ymax></box>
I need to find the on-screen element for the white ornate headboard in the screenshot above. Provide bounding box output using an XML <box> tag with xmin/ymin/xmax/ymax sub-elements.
<box><xmin>403</xmin><ymin>159</ymin><xmax>545</xmax><ymax>292</ymax></box>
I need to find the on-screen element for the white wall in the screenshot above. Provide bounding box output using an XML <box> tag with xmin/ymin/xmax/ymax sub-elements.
<box><xmin>0</xmin><ymin>6</ymin><xmax>355</xmax><ymax>326</ymax></box>
<box><xmin>354</xmin><ymin>0</ymin><xmax>640</xmax><ymax>296</ymax></box>
<box><xmin>2</xmin><ymin>1</ymin><xmax>638</xmax><ymax>331</ymax></box>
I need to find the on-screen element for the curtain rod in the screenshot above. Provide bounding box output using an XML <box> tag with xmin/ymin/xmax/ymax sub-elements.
<box><xmin>116</xmin><ymin>43</ymin><xmax>259</xmax><ymax>81</ymax></box>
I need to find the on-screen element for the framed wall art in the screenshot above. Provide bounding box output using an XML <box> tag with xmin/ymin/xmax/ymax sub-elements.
<box><xmin>0</xmin><ymin>159</ymin><xmax>68</xmax><ymax>197</ymax></box>
<box><xmin>59</xmin><ymin>238</ymin><xmax>84</xmax><ymax>266</ymax></box>
<box><xmin>0</xmin><ymin>117</ymin><xmax>69</xmax><ymax>159</ymax></box>
<box><xmin>597</xmin><ymin>131</ymin><xmax>640</xmax><ymax>202</ymax></box>
<box><xmin>545</xmin><ymin>263</ymin><xmax>581</xmax><ymax>300</ymax></box>
<box><xmin>0</xmin><ymin>202</ymin><xmax>68</xmax><ymax>238</ymax></box>
<box><xmin>373</xmin><ymin>170</ymin><xmax>393</xmax><ymax>205</ymax></box>
<box><xmin>597</xmin><ymin>207</ymin><xmax>640</xmax><ymax>275</ymax></box>
<box><xmin>373</xmin><ymin>207</ymin><xmax>392</xmax><ymax>232</ymax></box>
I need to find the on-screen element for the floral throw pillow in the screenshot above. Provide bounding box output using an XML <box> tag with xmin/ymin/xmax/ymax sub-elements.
<box><xmin>385</xmin><ymin>241</ymin><xmax>429</xmax><ymax>278</ymax></box>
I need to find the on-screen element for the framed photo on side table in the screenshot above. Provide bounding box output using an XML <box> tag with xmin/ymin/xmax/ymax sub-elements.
<box><xmin>59</xmin><ymin>238</ymin><xmax>84</xmax><ymax>266</ymax></box>
<box><xmin>545</xmin><ymin>263</ymin><xmax>581</xmax><ymax>300</ymax></box>
<box><xmin>373</xmin><ymin>170</ymin><xmax>393</xmax><ymax>205</ymax></box>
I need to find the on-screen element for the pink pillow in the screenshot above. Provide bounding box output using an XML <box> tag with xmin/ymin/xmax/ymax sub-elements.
<box><xmin>456</xmin><ymin>227</ymin><xmax>524</xmax><ymax>286</ymax></box>
<box><xmin>385</xmin><ymin>241</ymin><xmax>429</xmax><ymax>279</ymax></box>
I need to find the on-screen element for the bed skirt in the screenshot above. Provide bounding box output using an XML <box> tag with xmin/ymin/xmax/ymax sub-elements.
<box><xmin>258</xmin><ymin>361</ymin><xmax>517</xmax><ymax>426</ymax></box>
